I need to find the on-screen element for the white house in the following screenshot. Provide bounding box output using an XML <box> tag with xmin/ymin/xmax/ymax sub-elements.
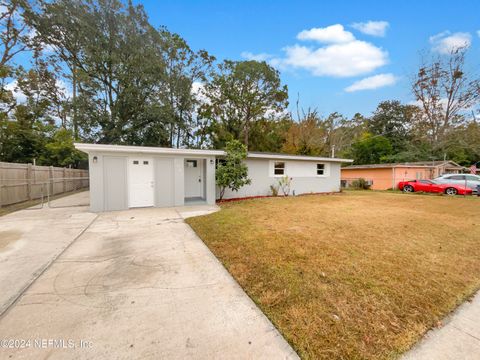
<box><xmin>75</xmin><ymin>143</ymin><xmax>353</xmax><ymax>212</ymax></box>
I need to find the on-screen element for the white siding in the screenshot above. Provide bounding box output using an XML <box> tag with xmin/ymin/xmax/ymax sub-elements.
<box><xmin>87</xmin><ymin>152</ymin><xmax>216</xmax><ymax>212</ymax></box>
<box><xmin>219</xmin><ymin>158</ymin><xmax>341</xmax><ymax>199</ymax></box>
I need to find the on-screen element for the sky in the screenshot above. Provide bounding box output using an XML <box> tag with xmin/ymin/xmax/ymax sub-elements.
<box><xmin>140</xmin><ymin>0</ymin><xmax>480</xmax><ymax>118</ymax></box>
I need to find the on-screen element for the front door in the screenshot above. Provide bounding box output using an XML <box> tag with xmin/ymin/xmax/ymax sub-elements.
<box><xmin>184</xmin><ymin>159</ymin><xmax>203</xmax><ymax>198</ymax></box>
<box><xmin>128</xmin><ymin>157</ymin><xmax>154</xmax><ymax>207</ymax></box>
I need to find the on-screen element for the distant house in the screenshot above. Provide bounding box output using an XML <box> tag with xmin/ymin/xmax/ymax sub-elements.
<box><xmin>341</xmin><ymin>161</ymin><xmax>465</xmax><ymax>190</ymax></box>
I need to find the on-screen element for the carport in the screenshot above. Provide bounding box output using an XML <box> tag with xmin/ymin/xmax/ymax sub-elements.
<box><xmin>75</xmin><ymin>144</ymin><xmax>224</xmax><ymax>212</ymax></box>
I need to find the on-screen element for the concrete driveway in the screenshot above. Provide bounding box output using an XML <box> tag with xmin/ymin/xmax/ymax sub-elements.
<box><xmin>0</xmin><ymin>192</ymin><xmax>298</xmax><ymax>359</ymax></box>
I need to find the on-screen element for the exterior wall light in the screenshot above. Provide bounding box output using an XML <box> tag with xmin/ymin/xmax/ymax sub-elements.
<box><xmin>210</xmin><ymin>159</ymin><xmax>214</xmax><ymax>164</ymax></box>
<box><xmin>93</xmin><ymin>156</ymin><xmax>98</xmax><ymax>164</ymax></box>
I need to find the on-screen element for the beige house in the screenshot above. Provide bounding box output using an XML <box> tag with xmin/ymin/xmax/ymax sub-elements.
<box><xmin>341</xmin><ymin>161</ymin><xmax>465</xmax><ymax>190</ymax></box>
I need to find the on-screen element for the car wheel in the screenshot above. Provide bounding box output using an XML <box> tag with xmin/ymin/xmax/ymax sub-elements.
<box><xmin>445</xmin><ymin>187</ymin><xmax>458</xmax><ymax>196</ymax></box>
<box><xmin>403</xmin><ymin>185</ymin><xmax>414</xmax><ymax>193</ymax></box>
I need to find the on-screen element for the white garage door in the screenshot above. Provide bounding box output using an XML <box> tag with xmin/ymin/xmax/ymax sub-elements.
<box><xmin>128</xmin><ymin>157</ymin><xmax>154</xmax><ymax>208</ymax></box>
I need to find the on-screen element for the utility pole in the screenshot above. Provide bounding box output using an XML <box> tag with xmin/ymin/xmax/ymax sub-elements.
<box><xmin>331</xmin><ymin>145</ymin><xmax>335</xmax><ymax>158</ymax></box>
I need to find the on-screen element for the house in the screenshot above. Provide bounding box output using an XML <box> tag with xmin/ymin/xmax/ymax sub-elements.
<box><xmin>75</xmin><ymin>143</ymin><xmax>352</xmax><ymax>212</ymax></box>
<box><xmin>341</xmin><ymin>161</ymin><xmax>465</xmax><ymax>190</ymax></box>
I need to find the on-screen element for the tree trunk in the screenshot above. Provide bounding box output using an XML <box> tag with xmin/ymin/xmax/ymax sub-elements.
<box><xmin>244</xmin><ymin>120</ymin><xmax>249</xmax><ymax>150</ymax></box>
<box><xmin>72</xmin><ymin>63</ymin><xmax>78</xmax><ymax>139</ymax></box>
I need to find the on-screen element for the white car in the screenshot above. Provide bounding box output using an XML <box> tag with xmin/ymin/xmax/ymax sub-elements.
<box><xmin>434</xmin><ymin>174</ymin><xmax>480</xmax><ymax>193</ymax></box>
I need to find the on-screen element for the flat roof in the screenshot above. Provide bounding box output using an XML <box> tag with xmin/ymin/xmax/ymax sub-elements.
<box><xmin>247</xmin><ymin>151</ymin><xmax>353</xmax><ymax>163</ymax></box>
<box><xmin>343</xmin><ymin>161</ymin><xmax>465</xmax><ymax>170</ymax></box>
<box><xmin>74</xmin><ymin>143</ymin><xmax>225</xmax><ymax>156</ymax></box>
<box><xmin>74</xmin><ymin>143</ymin><xmax>353</xmax><ymax>163</ymax></box>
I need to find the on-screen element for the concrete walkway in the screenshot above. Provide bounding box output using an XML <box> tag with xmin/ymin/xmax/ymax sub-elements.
<box><xmin>402</xmin><ymin>291</ymin><xmax>480</xmax><ymax>360</ymax></box>
<box><xmin>0</xmin><ymin>192</ymin><xmax>298</xmax><ymax>359</ymax></box>
<box><xmin>0</xmin><ymin>191</ymin><xmax>96</xmax><ymax>315</ymax></box>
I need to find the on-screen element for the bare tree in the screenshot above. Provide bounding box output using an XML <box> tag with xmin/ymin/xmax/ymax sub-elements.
<box><xmin>0</xmin><ymin>0</ymin><xmax>33</xmax><ymax>116</ymax></box>
<box><xmin>412</xmin><ymin>47</ymin><xmax>480</xmax><ymax>147</ymax></box>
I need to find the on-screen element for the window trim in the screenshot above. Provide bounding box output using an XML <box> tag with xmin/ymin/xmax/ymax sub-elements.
<box><xmin>316</xmin><ymin>163</ymin><xmax>326</xmax><ymax>177</ymax></box>
<box><xmin>273</xmin><ymin>161</ymin><xmax>285</xmax><ymax>177</ymax></box>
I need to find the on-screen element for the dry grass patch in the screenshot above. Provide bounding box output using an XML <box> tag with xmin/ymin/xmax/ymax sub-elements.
<box><xmin>186</xmin><ymin>192</ymin><xmax>480</xmax><ymax>359</ymax></box>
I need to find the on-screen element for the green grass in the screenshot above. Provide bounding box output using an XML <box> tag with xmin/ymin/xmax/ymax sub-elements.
<box><xmin>187</xmin><ymin>192</ymin><xmax>480</xmax><ymax>359</ymax></box>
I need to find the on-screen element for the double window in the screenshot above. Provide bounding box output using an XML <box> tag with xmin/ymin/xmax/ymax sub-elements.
<box><xmin>132</xmin><ymin>160</ymin><xmax>149</xmax><ymax>165</ymax></box>
<box><xmin>317</xmin><ymin>163</ymin><xmax>325</xmax><ymax>176</ymax></box>
<box><xmin>274</xmin><ymin>161</ymin><xmax>285</xmax><ymax>176</ymax></box>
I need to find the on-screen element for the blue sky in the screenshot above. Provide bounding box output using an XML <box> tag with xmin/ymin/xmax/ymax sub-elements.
<box><xmin>141</xmin><ymin>0</ymin><xmax>480</xmax><ymax>118</ymax></box>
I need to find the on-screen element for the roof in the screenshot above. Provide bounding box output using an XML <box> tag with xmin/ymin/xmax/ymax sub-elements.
<box><xmin>343</xmin><ymin>160</ymin><xmax>465</xmax><ymax>170</ymax></box>
<box><xmin>74</xmin><ymin>143</ymin><xmax>225</xmax><ymax>156</ymax></box>
<box><xmin>74</xmin><ymin>143</ymin><xmax>353</xmax><ymax>163</ymax></box>
<box><xmin>247</xmin><ymin>151</ymin><xmax>353</xmax><ymax>163</ymax></box>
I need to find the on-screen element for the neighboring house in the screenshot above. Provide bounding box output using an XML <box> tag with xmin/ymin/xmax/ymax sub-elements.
<box><xmin>75</xmin><ymin>143</ymin><xmax>353</xmax><ymax>212</ymax></box>
<box><xmin>341</xmin><ymin>161</ymin><xmax>465</xmax><ymax>190</ymax></box>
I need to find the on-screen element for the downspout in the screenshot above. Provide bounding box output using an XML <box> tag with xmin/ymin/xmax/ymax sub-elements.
<box><xmin>392</xmin><ymin>167</ymin><xmax>396</xmax><ymax>190</ymax></box>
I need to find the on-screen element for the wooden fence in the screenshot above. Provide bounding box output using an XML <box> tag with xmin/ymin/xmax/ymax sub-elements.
<box><xmin>0</xmin><ymin>162</ymin><xmax>89</xmax><ymax>207</ymax></box>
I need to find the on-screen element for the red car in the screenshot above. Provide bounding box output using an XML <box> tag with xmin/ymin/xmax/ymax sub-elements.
<box><xmin>398</xmin><ymin>179</ymin><xmax>473</xmax><ymax>196</ymax></box>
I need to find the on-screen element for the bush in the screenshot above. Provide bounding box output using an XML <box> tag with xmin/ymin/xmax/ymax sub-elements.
<box><xmin>270</xmin><ymin>184</ymin><xmax>279</xmax><ymax>196</ymax></box>
<box><xmin>351</xmin><ymin>178</ymin><xmax>371</xmax><ymax>190</ymax></box>
<box><xmin>278</xmin><ymin>176</ymin><xmax>292</xmax><ymax>196</ymax></box>
<box><xmin>216</xmin><ymin>140</ymin><xmax>251</xmax><ymax>200</ymax></box>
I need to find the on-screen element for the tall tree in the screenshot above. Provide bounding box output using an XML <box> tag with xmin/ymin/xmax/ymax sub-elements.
<box><xmin>201</xmin><ymin>60</ymin><xmax>288</xmax><ymax>149</ymax></box>
<box><xmin>30</xmin><ymin>0</ymin><xmax>166</xmax><ymax>144</ymax></box>
<box><xmin>0</xmin><ymin>0</ymin><xmax>32</xmax><ymax>118</ymax></box>
<box><xmin>412</xmin><ymin>47</ymin><xmax>480</xmax><ymax>148</ymax></box>
<box><xmin>368</xmin><ymin>100</ymin><xmax>420</xmax><ymax>153</ymax></box>
<box><xmin>282</xmin><ymin>108</ymin><xmax>326</xmax><ymax>156</ymax></box>
<box><xmin>349</xmin><ymin>133</ymin><xmax>393</xmax><ymax>165</ymax></box>
<box><xmin>155</xmin><ymin>28</ymin><xmax>214</xmax><ymax>148</ymax></box>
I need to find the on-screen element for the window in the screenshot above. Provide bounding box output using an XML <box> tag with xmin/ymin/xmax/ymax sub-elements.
<box><xmin>449</xmin><ymin>175</ymin><xmax>465</xmax><ymax>180</ymax></box>
<box><xmin>274</xmin><ymin>161</ymin><xmax>285</xmax><ymax>175</ymax></box>
<box><xmin>133</xmin><ymin>160</ymin><xmax>139</xmax><ymax>165</ymax></box>
<box><xmin>465</xmin><ymin>175</ymin><xmax>480</xmax><ymax>181</ymax></box>
<box><xmin>317</xmin><ymin>163</ymin><xmax>325</xmax><ymax>176</ymax></box>
<box><xmin>143</xmin><ymin>160</ymin><xmax>149</xmax><ymax>165</ymax></box>
<box><xmin>419</xmin><ymin>180</ymin><xmax>433</xmax><ymax>184</ymax></box>
<box><xmin>186</xmin><ymin>160</ymin><xmax>197</xmax><ymax>168</ymax></box>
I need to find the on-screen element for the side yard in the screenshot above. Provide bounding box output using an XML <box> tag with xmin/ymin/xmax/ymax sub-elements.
<box><xmin>186</xmin><ymin>192</ymin><xmax>480</xmax><ymax>359</ymax></box>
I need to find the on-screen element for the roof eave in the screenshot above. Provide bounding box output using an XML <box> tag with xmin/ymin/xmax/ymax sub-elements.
<box><xmin>246</xmin><ymin>153</ymin><xmax>353</xmax><ymax>163</ymax></box>
<box><xmin>74</xmin><ymin>143</ymin><xmax>226</xmax><ymax>156</ymax></box>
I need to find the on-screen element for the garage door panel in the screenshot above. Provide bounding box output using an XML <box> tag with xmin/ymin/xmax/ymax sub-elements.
<box><xmin>155</xmin><ymin>158</ymin><xmax>175</xmax><ymax>207</ymax></box>
<box><xmin>104</xmin><ymin>156</ymin><xmax>127</xmax><ymax>211</ymax></box>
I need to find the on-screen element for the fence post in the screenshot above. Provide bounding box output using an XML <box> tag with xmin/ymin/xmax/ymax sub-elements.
<box><xmin>49</xmin><ymin>166</ymin><xmax>54</xmax><ymax>197</ymax></box>
<box><xmin>73</xmin><ymin>169</ymin><xmax>76</xmax><ymax>191</ymax></box>
<box><xmin>27</xmin><ymin>163</ymin><xmax>33</xmax><ymax>200</ymax></box>
<box><xmin>63</xmin><ymin>168</ymin><xmax>67</xmax><ymax>193</ymax></box>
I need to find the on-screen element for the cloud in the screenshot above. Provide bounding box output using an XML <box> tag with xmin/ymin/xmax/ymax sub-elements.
<box><xmin>430</xmin><ymin>31</ymin><xmax>471</xmax><ymax>54</ymax></box>
<box><xmin>297</xmin><ymin>24</ymin><xmax>355</xmax><ymax>44</ymax></box>
<box><xmin>240</xmin><ymin>51</ymin><xmax>273</xmax><ymax>61</ymax></box>
<box><xmin>5</xmin><ymin>79</ymin><xmax>72</xmax><ymax>104</ymax></box>
<box><xmin>344</xmin><ymin>73</ymin><xmax>398</xmax><ymax>92</ymax></box>
<box><xmin>477</xmin><ymin>30</ymin><xmax>480</xmax><ymax>38</ymax></box>
<box><xmin>351</xmin><ymin>21</ymin><xmax>389</xmax><ymax>37</ymax></box>
<box><xmin>27</xmin><ymin>28</ymin><xmax>55</xmax><ymax>53</ymax></box>
<box><xmin>243</xmin><ymin>24</ymin><xmax>389</xmax><ymax>78</ymax></box>
<box><xmin>280</xmin><ymin>40</ymin><xmax>388</xmax><ymax>77</ymax></box>
<box><xmin>5</xmin><ymin>80</ymin><xmax>27</xmax><ymax>103</ymax></box>
<box><xmin>192</xmin><ymin>81</ymin><xmax>210</xmax><ymax>105</ymax></box>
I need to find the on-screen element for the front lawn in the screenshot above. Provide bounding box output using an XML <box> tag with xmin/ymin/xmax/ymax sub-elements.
<box><xmin>186</xmin><ymin>192</ymin><xmax>480</xmax><ymax>359</ymax></box>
